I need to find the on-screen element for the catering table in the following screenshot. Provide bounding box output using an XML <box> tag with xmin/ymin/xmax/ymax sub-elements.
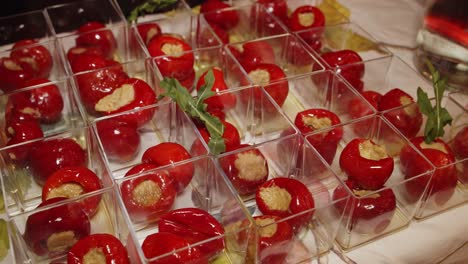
<box><xmin>326</xmin><ymin>1</ymin><xmax>468</xmax><ymax>263</ymax></box>
<box><xmin>0</xmin><ymin>0</ymin><xmax>466</xmax><ymax>263</ymax></box>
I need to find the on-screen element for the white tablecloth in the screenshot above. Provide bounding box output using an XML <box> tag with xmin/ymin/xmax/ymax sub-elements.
<box><xmin>327</xmin><ymin>1</ymin><xmax>468</xmax><ymax>263</ymax></box>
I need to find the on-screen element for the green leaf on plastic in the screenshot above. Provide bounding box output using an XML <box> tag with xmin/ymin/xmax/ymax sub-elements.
<box><xmin>416</xmin><ymin>87</ymin><xmax>432</xmax><ymax>115</ymax></box>
<box><xmin>159</xmin><ymin>70</ymin><xmax>226</xmax><ymax>154</ymax></box>
<box><xmin>127</xmin><ymin>0</ymin><xmax>178</xmax><ymax>23</ymax></box>
<box><xmin>417</xmin><ymin>60</ymin><xmax>453</xmax><ymax>144</ymax></box>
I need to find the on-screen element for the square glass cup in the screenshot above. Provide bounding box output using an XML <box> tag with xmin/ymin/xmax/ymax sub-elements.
<box><xmin>0</xmin><ymin>10</ymin><xmax>53</xmax><ymax>47</ymax></box>
<box><xmin>0</xmin><ymin>126</ymin><xmax>113</xmax><ymax>218</ymax></box>
<box><xmin>45</xmin><ymin>0</ymin><xmax>124</xmax><ymax>35</ymax></box>
<box><xmin>150</xmin><ymin>44</ymin><xmax>250</xmax><ymax>96</ymax></box>
<box><xmin>136</xmin><ymin>13</ymin><xmax>222</xmax><ymax>58</ymax></box>
<box><xmin>262</xmin><ymin>0</ymin><xmax>349</xmax><ymax>30</ymax></box>
<box><xmin>226</xmin><ymin>33</ymin><xmax>324</xmax><ymax>79</ymax></box>
<box><xmin>93</xmin><ymin>100</ymin><xmax>209</xmax><ymax>180</ymax></box>
<box><xmin>381</xmin><ymin>96</ymin><xmax>468</xmax><ymax>219</ymax></box>
<box><xmin>200</xmin><ymin>85</ymin><xmax>298</xmax><ymax>154</ymax></box>
<box><xmin>280</xmin><ymin>71</ymin><xmax>376</xmax><ymax>165</ymax></box>
<box><xmin>7</xmin><ymin>187</ymin><xmax>140</xmax><ymax>263</ymax></box>
<box><xmin>0</xmin><ymin>38</ymin><xmax>68</xmax><ymax>89</ymax></box>
<box><xmin>200</xmin><ymin>2</ymin><xmax>289</xmax><ymax>44</ymax></box>
<box><xmin>0</xmin><ymin>77</ymin><xmax>85</xmax><ymax>141</ymax></box>
<box><xmin>70</xmin><ymin>58</ymin><xmax>158</xmax><ymax>123</ymax></box>
<box><xmin>306</xmin><ymin>115</ymin><xmax>434</xmax><ymax>249</ymax></box>
<box><xmin>339</xmin><ymin>56</ymin><xmax>435</xmax><ymax>105</ymax></box>
<box><xmin>118</xmin><ymin>157</ymin><xmax>252</xmax><ymax>263</ymax></box>
<box><xmin>58</xmin><ymin>22</ymin><xmax>148</xmax><ymax>75</ymax></box>
<box><xmin>217</xmin><ymin>134</ymin><xmax>349</xmax><ymax>263</ymax></box>
<box><xmin>294</xmin><ymin>23</ymin><xmax>392</xmax><ymax>89</ymax></box>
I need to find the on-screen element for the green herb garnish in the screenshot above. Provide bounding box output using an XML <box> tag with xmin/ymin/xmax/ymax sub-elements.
<box><xmin>127</xmin><ymin>0</ymin><xmax>178</xmax><ymax>23</ymax></box>
<box><xmin>417</xmin><ymin>60</ymin><xmax>453</xmax><ymax>144</ymax></box>
<box><xmin>159</xmin><ymin>70</ymin><xmax>226</xmax><ymax>154</ymax></box>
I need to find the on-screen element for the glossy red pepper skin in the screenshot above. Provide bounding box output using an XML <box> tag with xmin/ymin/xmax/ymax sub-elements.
<box><xmin>121</xmin><ymin>164</ymin><xmax>177</xmax><ymax>222</ymax></box>
<box><xmin>339</xmin><ymin>138</ymin><xmax>394</xmax><ymax>190</ymax></box>
<box><xmin>159</xmin><ymin>208</ymin><xmax>225</xmax><ymax>258</ymax></box>
<box><xmin>333</xmin><ymin>179</ymin><xmax>396</xmax><ymax>234</ymax></box>
<box><xmin>96</xmin><ymin>118</ymin><xmax>140</xmax><ymax>162</ymax></box>
<box><xmin>94</xmin><ymin>78</ymin><xmax>157</xmax><ymax>126</ymax></box>
<box><xmin>23</xmin><ymin>197</ymin><xmax>91</xmax><ymax>256</ymax></box>
<box><xmin>76</xmin><ymin>21</ymin><xmax>117</xmax><ymax>58</ymax></box>
<box><xmin>29</xmin><ymin>138</ymin><xmax>87</xmax><ymax>185</ymax></box>
<box><xmin>240</xmin><ymin>40</ymin><xmax>276</xmax><ymax>68</ymax></box>
<box><xmin>256</xmin><ymin>0</ymin><xmax>288</xmax><ymax>35</ymax></box>
<box><xmin>239</xmin><ymin>215</ymin><xmax>293</xmax><ymax>264</ymax></box>
<box><xmin>178</xmin><ymin>68</ymin><xmax>196</xmax><ymax>91</ymax></box>
<box><xmin>70</xmin><ymin>53</ymin><xmax>119</xmax><ymax>74</ymax></box>
<box><xmin>148</xmin><ymin>35</ymin><xmax>194</xmax><ymax>81</ymax></box>
<box><xmin>11</xmin><ymin>39</ymin><xmax>53</xmax><ymax>78</ymax></box>
<box><xmin>379</xmin><ymin>88</ymin><xmax>423</xmax><ymax>139</ymax></box>
<box><xmin>4</xmin><ymin>107</ymin><xmax>38</xmax><ymax>136</ymax></box>
<box><xmin>21</xmin><ymin>78</ymin><xmax>64</xmax><ymax>123</ymax></box>
<box><xmin>242</xmin><ymin>63</ymin><xmax>289</xmax><ymax>112</ymax></box>
<box><xmin>142</xmin><ymin>142</ymin><xmax>195</xmax><ymax>192</ymax></box>
<box><xmin>400</xmin><ymin>136</ymin><xmax>458</xmax><ymax>205</ymax></box>
<box><xmin>294</xmin><ymin>108</ymin><xmax>343</xmax><ymax>164</ymax></box>
<box><xmin>200</xmin><ymin>0</ymin><xmax>239</xmax><ymax>30</ymax></box>
<box><xmin>318</xmin><ymin>50</ymin><xmax>364</xmax><ymax>81</ymax></box>
<box><xmin>67</xmin><ymin>46</ymin><xmax>106</xmax><ymax>64</ymax></box>
<box><xmin>137</xmin><ymin>23</ymin><xmax>162</xmax><ymax>45</ymax></box>
<box><xmin>0</xmin><ymin>57</ymin><xmax>35</xmax><ymax>92</ymax></box>
<box><xmin>220</xmin><ymin>144</ymin><xmax>269</xmax><ymax>195</ymax></box>
<box><xmin>5</xmin><ymin>119</ymin><xmax>43</xmax><ymax>163</ymax></box>
<box><xmin>196</xmin><ymin>68</ymin><xmax>236</xmax><ymax>112</ymax></box>
<box><xmin>68</xmin><ymin>233</ymin><xmax>130</xmax><ymax>264</ymax></box>
<box><xmin>74</xmin><ymin>58</ymin><xmax>128</xmax><ymax>114</ymax></box>
<box><xmin>256</xmin><ymin>177</ymin><xmax>315</xmax><ymax>231</ymax></box>
<box><xmin>289</xmin><ymin>6</ymin><xmax>325</xmax><ymax>42</ymax></box>
<box><xmin>42</xmin><ymin>166</ymin><xmax>103</xmax><ymax>216</ymax></box>
<box><xmin>142</xmin><ymin>232</ymin><xmax>207</xmax><ymax>264</ymax></box>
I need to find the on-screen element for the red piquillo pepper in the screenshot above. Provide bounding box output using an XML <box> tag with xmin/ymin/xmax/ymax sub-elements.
<box><xmin>120</xmin><ymin>164</ymin><xmax>177</xmax><ymax>223</ymax></box>
<box><xmin>220</xmin><ymin>144</ymin><xmax>269</xmax><ymax>195</ymax></box>
<box><xmin>339</xmin><ymin>138</ymin><xmax>394</xmax><ymax>190</ymax></box>
<box><xmin>142</xmin><ymin>142</ymin><xmax>195</xmax><ymax>192</ymax></box>
<box><xmin>159</xmin><ymin>207</ymin><xmax>225</xmax><ymax>258</ymax></box>
<box><xmin>400</xmin><ymin>136</ymin><xmax>458</xmax><ymax>205</ymax></box>
<box><xmin>23</xmin><ymin>197</ymin><xmax>90</xmax><ymax>256</ymax></box>
<box><xmin>255</xmin><ymin>177</ymin><xmax>315</xmax><ymax>231</ymax></box>
<box><xmin>239</xmin><ymin>215</ymin><xmax>293</xmax><ymax>264</ymax></box>
<box><xmin>67</xmin><ymin>233</ymin><xmax>130</xmax><ymax>264</ymax></box>
<box><xmin>42</xmin><ymin>166</ymin><xmax>103</xmax><ymax>216</ymax></box>
<box><xmin>142</xmin><ymin>232</ymin><xmax>206</xmax><ymax>264</ymax></box>
<box><xmin>333</xmin><ymin>179</ymin><xmax>396</xmax><ymax>234</ymax></box>
<box><xmin>294</xmin><ymin>108</ymin><xmax>343</xmax><ymax>164</ymax></box>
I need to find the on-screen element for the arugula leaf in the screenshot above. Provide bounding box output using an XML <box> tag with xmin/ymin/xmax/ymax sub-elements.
<box><xmin>159</xmin><ymin>70</ymin><xmax>226</xmax><ymax>154</ymax></box>
<box><xmin>416</xmin><ymin>87</ymin><xmax>432</xmax><ymax>115</ymax></box>
<box><xmin>417</xmin><ymin>60</ymin><xmax>453</xmax><ymax>144</ymax></box>
<box><xmin>127</xmin><ymin>0</ymin><xmax>178</xmax><ymax>23</ymax></box>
